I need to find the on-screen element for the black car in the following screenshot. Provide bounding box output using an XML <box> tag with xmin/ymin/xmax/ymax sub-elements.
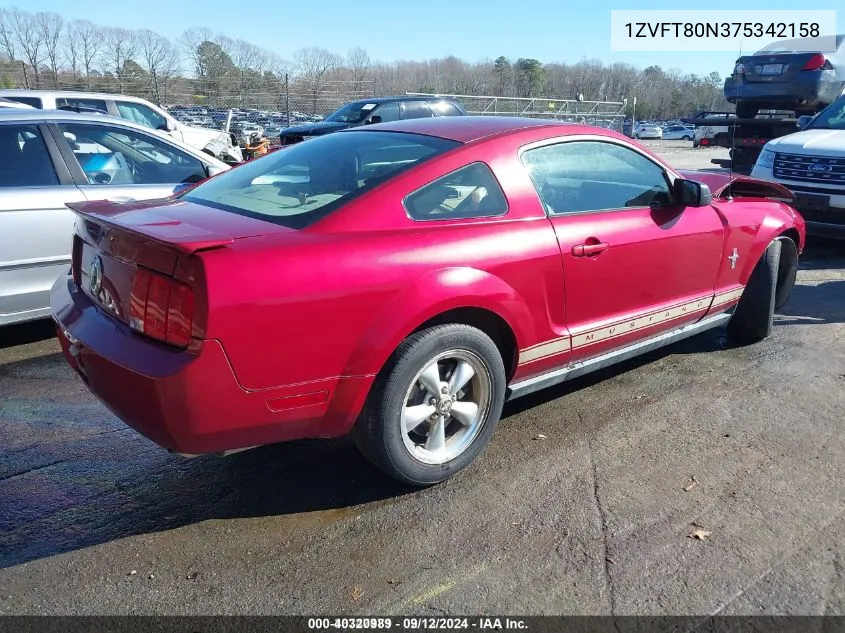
<box><xmin>278</xmin><ymin>96</ymin><xmax>466</xmax><ymax>146</ymax></box>
<box><xmin>724</xmin><ymin>35</ymin><xmax>845</xmax><ymax>117</ymax></box>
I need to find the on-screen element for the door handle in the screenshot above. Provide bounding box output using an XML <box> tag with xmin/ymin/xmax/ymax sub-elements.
<box><xmin>571</xmin><ymin>241</ymin><xmax>609</xmax><ymax>257</ymax></box>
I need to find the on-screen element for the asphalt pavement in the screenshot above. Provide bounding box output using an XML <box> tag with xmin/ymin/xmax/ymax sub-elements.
<box><xmin>0</xmin><ymin>142</ymin><xmax>843</xmax><ymax>615</ymax></box>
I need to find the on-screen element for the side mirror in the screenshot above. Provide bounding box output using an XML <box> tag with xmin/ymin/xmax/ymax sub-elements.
<box><xmin>366</xmin><ymin>115</ymin><xmax>382</xmax><ymax>125</ymax></box>
<box><xmin>159</xmin><ymin>119</ymin><xmax>177</xmax><ymax>132</ymax></box>
<box><xmin>796</xmin><ymin>115</ymin><xmax>813</xmax><ymax>130</ymax></box>
<box><xmin>674</xmin><ymin>178</ymin><xmax>712</xmax><ymax>207</ymax></box>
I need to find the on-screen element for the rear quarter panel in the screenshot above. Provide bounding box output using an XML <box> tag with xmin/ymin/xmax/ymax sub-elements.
<box><xmin>199</xmin><ymin>134</ymin><xmax>568</xmax><ymax>394</ymax></box>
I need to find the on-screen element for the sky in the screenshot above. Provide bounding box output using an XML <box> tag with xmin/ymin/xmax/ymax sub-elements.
<box><xmin>11</xmin><ymin>0</ymin><xmax>845</xmax><ymax>80</ymax></box>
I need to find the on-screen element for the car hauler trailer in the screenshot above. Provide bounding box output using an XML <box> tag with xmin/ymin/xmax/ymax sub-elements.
<box><xmin>681</xmin><ymin>108</ymin><xmax>822</xmax><ymax>173</ymax></box>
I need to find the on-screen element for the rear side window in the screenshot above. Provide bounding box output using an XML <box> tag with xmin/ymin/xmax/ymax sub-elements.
<box><xmin>183</xmin><ymin>131</ymin><xmax>460</xmax><ymax>229</ymax></box>
<box><xmin>402</xmin><ymin>102</ymin><xmax>434</xmax><ymax>119</ymax></box>
<box><xmin>5</xmin><ymin>96</ymin><xmax>42</xmax><ymax>108</ymax></box>
<box><xmin>0</xmin><ymin>124</ymin><xmax>59</xmax><ymax>187</ymax></box>
<box><xmin>429</xmin><ymin>101</ymin><xmax>463</xmax><ymax>116</ymax></box>
<box><xmin>404</xmin><ymin>162</ymin><xmax>507</xmax><ymax>221</ymax></box>
<box><xmin>56</xmin><ymin>97</ymin><xmax>108</xmax><ymax>113</ymax></box>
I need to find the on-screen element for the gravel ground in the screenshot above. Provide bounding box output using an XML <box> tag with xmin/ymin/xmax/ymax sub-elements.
<box><xmin>0</xmin><ymin>142</ymin><xmax>842</xmax><ymax>615</ymax></box>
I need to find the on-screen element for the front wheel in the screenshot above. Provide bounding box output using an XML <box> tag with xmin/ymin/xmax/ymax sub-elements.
<box><xmin>682</xmin><ymin>135</ymin><xmax>692</xmax><ymax>141</ymax></box>
<box><xmin>353</xmin><ymin>324</ymin><xmax>506</xmax><ymax>486</ymax></box>
<box><xmin>727</xmin><ymin>239</ymin><xmax>783</xmax><ymax>343</ymax></box>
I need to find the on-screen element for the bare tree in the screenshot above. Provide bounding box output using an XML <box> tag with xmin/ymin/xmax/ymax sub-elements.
<box><xmin>179</xmin><ymin>26</ymin><xmax>211</xmax><ymax>76</ymax></box>
<box><xmin>102</xmin><ymin>26</ymin><xmax>138</xmax><ymax>93</ymax></box>
<box><xmin>294</xmin><ymin>46</ymin><xmax>341</xmax><ymax>115</ymax></box>
<box><xmin>0</xmin><ymin>8</ymin><xmax>16</xmax><ymax>61</ymax></box>
<box><xmin>346</xmin><ymin>46</ymin><xmax>371</xmax><ymax>93</ymax></box>
<box><xmin>70</xmin><ymin>20</ymin><xmax>102</xmax><ymax>89</ymax></box>
<box><xmin>231</xmin><ymin>38</ymin><xmax>262</xmax><ymax>106</ymax></box>
<box><xmin>179</xmin><ymin>27</ymin><xmax>235</xmax><ymax>99</ymax></box>
<box><xmin>12</xmin><ymin>10</ymin><xmax>44</xmax><ymax>87</ymax></box>
<box><xmin>138</xmin><ymin>29</ymin><xmax>179</xmax><ymax>103</ymax></box>
<box><xmin>37</xmin><ymin>12</ymin><xmax>64</xmax><ymax>89</ymax></box>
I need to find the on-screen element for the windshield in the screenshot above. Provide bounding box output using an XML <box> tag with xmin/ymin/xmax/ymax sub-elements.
<box><xmin>324</xmin><ymin>101</ymin><xmax>380</xmax><ymax>123</ymax></box>
<box><xmin>805</xmin><ymin>95</ymin><xmax>845</xmax><ymax>131</ymax></box>
<box><xmin>182</xmin><ymin>130</ymin><xmax>460</xmax><ymax>229</ymax></box>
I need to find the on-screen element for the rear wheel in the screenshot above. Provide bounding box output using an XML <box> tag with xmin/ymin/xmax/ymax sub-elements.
<box><xmin>353</xmin><ymin>324</ymin><xmax>506</xmax><ymax>486</ymax></box>
<box><xmin>682</xmin><ymin>135</ymin><xmax>692</xmax><ymax>141</ymax></box>
<box><xmin>727</xmin><ymin>239</ymin><xmax>782</xmax><ymax>343</ymax></box>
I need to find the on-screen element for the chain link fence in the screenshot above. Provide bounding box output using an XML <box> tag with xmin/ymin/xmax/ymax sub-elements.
<box><xmin>1</xmin><ymin>63</ymin><xmax>628</xmax><ymax>142</ymax></box>
<box><xmin>406</xmin><ymin>92</ymin><xmax>628</xmax><ymax>129</ymax></box>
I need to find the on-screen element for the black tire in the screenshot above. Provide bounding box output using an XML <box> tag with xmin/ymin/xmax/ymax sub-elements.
<box><xmin>682</xmin><ymin>135</ymin><xmax>692</xmax><ymax>141</ymax></box>
<box><xmin>774</xmin><ymin>237</ymin><xmax>798</xmax><ymax>310</ymax></box>
<box><xmin>727</xmin><ymin>239</ymin><xmax>782</xmax><ymax>343</ymax></box>
<box><xmin>736</xmin><ymin>102</ymin><xmax>759</xmax><ymax>119</ymax></box>
<box><xmin>352</xmin><ymin>324</ymin><xmax>506</xmax><ymax>486</ymax></box>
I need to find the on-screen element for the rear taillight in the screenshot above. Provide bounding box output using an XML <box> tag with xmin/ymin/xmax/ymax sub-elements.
<box><xmin>129</xmin><ymin>269</ymin><xmax>195</xmax><ymax>347</ymax></box>
<box><xmin>71</xmin><ymin>235</ymin><xmax>82</xmax><ymax>286</ymax></box>
<box><xmin>802</xmin><ymin>54</ymin><xmax>827</xmax><ymax>71</ymax></box>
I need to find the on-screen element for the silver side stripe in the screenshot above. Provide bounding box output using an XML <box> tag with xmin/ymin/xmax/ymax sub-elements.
<box><xmin>518</xmin><ymin>286</ymin><xmax>745</xmax><ymax>367</ymax></box>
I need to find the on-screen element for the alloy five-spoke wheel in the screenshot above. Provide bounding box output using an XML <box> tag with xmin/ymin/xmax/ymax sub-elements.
<box><xmin>353</xmin><ymin>324</ymin><xmax>506</xmax><ymax>486</ymax></box>
<box><xmin>400</xmin><ymin>350</ymin><xmax>492</xmax><ymax>465</ymax></box>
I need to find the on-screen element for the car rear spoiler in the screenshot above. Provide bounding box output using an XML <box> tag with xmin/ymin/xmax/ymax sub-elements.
<box><xmin>66</xmin><ymin>200</ymin><xmax>235</xmax><ymax>255</ymax></box>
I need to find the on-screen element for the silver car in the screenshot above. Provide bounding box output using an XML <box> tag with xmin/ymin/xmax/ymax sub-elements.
<box><xmin>0</xmin><ymin>109</ymin><xmax>230</xmax><ymax>327</ymax></box>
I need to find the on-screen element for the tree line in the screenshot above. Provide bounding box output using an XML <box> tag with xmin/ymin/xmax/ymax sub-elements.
<box><xmin>0</xmin><ymin>7</ymin><xmax>731</xmax><ymax>118</ymax></box>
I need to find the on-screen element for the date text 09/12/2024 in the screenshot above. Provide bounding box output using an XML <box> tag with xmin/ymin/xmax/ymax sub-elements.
<box><xmin>307</xmin><ymin>618</ymin><xmax>528</xmax><ymax>630</ymax></box>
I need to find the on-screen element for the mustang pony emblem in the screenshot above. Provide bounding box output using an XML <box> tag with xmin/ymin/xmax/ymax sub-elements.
<box><xmin>728</xmin><ymin>248</ymin><xmax>740</xmax><ymax>269</ymax></box>
<box><xmin>89</xmin><ymin>256</ymin><xmax>103</xmax><ymax>295</ymax></box>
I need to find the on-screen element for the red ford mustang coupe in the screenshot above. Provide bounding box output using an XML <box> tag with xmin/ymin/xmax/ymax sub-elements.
<box><xmin>52</xmin><ymin>116</ymin><xmax>806</xmax><ymax>485</ymax></box>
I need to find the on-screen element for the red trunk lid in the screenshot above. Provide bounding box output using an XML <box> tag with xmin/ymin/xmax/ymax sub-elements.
<box><xmin>69</xmin><ymin>198</ymin><xmax>292</xmax><ymax>338</ymax></box>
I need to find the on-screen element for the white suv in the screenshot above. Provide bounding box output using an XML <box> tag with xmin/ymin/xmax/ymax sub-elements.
<box><xmin>0</xmin><ymin>90</ymin><xmax>243</xmax><ymax>163</ymax></box>
<box><xmin>751</xmin><ymin>93</ymin><xmax>845</xmax><ymax>238</ymax></box>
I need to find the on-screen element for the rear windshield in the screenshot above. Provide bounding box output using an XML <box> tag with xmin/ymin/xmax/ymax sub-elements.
<box><xmin>755</xmin><ymin>35</ymin><xmax>844</xmax><ymax>54</ymax></box>
<box><xmin>182</xmin><ymin>131</ymin><xmax>460</xmax><ymax>229</ymax></box>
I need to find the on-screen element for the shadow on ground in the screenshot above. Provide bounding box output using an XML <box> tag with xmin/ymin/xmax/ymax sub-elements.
<box><xmin>0</xmin><ymin>319</ymin><xmax>56</xmax><ymax>350</ymax></box>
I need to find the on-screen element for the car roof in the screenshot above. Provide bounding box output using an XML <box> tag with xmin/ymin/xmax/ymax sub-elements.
<box><xmin>0</xmin><ymin>89</ymin><xmax>146</xmax><ymax>100</ymax></box>
<box><xmin>0</xmin><ymin>108</ymin><xmax>130</xmax><ymax>124</ymax></box>
<box><xmin>345</xmin><ymin>95</ymin><xmax>460</xmax><ymax>106</ymax></box>
<box><xmin>347</xmin><ymin>116</ymin><xmax>576</xmax><ymax>143</ymax></box>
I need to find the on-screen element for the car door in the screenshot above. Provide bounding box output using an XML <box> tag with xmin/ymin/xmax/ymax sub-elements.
<box><xmin>49</xmin><ymin>121</ymin><xmax>210</xmax><ymax>203</ymax></box>
<box><xmin>0</xmin><ymin>121</ymin><xmax>85</xmax><ymax>325</ymax></box>
<box><xmin>520</xmin><ymin>137</ymin><xmax>725</xmax><ymax>362</ymax></box>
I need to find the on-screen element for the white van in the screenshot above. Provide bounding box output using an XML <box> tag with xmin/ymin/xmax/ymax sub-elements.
<box><xmin>0</xmin><ymin>90</ymin><xmax>242</xmax><ymax>163</ymax></box>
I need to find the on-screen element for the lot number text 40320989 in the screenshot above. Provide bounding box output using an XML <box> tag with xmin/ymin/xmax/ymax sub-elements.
<box><xmin>306</xmin><ymin>618</ymin><xmax>529</xmax><ymax>630</ymax></box>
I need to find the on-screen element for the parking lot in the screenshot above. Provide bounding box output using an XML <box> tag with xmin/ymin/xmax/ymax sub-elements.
<box><xmin>1</xmin><ymin>140</ymin><xmax>843</xmax><ymax>615</ymax></box>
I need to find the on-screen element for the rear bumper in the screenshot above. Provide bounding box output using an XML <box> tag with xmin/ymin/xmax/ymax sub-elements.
<box><xmin>51</xmin><ymin>275</ymin><xmax>373</xmax><ymax>454</ymax></box>
<box><xmin>723</xmin><ymin>76</ymin><xmax>832</xmax><ymax>106</ymax></box>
